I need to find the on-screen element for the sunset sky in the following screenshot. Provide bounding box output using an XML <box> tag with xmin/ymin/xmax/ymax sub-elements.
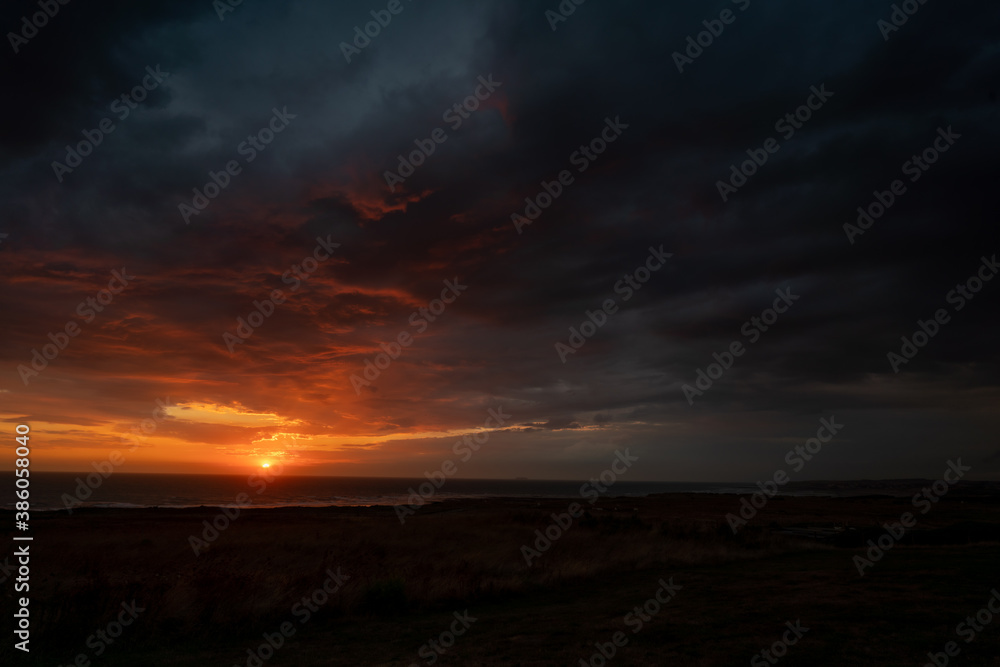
<box><xmin>1</xmin><ymin>0</ymin><xmax>998</xmax><ymax>480</ymax></box>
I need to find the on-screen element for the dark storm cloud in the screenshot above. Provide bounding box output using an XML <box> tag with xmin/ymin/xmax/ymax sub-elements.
<box><xmin>0</xmin><ymin>0</ymin><xmax>220</xmax><ymax>154</ymax></box>
<box><xmin>1</xmin><ymin>0</ymin><xmax>998</xmax><ymax>478</ymax></box>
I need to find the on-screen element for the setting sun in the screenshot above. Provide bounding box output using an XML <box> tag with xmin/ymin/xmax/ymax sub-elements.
<box><xmin>261</xmin><ymin>463</ymin><xmax>270</xmax><ymax>468</ymax></box>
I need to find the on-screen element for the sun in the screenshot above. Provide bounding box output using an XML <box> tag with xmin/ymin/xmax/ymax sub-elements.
<box><xmin>261</xmin><ymin>462</ymin><xmax>271</xmax><ymax>468</ymax></box>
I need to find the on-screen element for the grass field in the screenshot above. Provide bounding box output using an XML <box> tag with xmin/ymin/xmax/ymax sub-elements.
<box><xmin>3</xmin><ymin>491</ymin><xmax>1000</xmax><ymax>666</ymax></box>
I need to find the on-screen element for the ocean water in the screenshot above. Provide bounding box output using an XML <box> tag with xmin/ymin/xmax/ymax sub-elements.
<box><xmin>0</xmin><ymin>472</ymin><xmax>813</xmax><ymax>512</ymax></box>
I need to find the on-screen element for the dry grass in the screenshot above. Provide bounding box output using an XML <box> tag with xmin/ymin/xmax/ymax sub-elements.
<box><xmin>4</xmin><ymin>492</ymin><xmax>1000</xmax><ymax>665</ymax></box>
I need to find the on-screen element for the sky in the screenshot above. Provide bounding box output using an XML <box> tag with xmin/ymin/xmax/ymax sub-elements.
<box><xmin>1</xmin><ymin>0</ymin><xmax>998</xmax><ymax>481</ymax></box>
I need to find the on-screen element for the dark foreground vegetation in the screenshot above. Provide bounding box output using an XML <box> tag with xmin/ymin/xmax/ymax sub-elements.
<box><xmin>3</xmin><ymin>488</ymin><xmax>1000</xmax><ymax>665</ymax></box>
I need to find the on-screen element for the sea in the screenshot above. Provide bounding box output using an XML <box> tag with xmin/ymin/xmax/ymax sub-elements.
<box><xmin>1</xmin><ymin>472</ymin><xmax>845</xmax><ymax>512</ymax></box>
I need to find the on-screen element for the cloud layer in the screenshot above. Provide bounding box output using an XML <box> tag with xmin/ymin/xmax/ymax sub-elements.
<box><xmin>1</xmin><ymin>0</ymin><xmax>998</xmax><ymax>479</ymax></box>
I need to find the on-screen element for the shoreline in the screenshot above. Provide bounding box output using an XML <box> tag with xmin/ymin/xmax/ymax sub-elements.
<box><xmin>6</xmin><ymin>478</ymin><xmax>1000</xmax><ymax>513</ymax></box>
